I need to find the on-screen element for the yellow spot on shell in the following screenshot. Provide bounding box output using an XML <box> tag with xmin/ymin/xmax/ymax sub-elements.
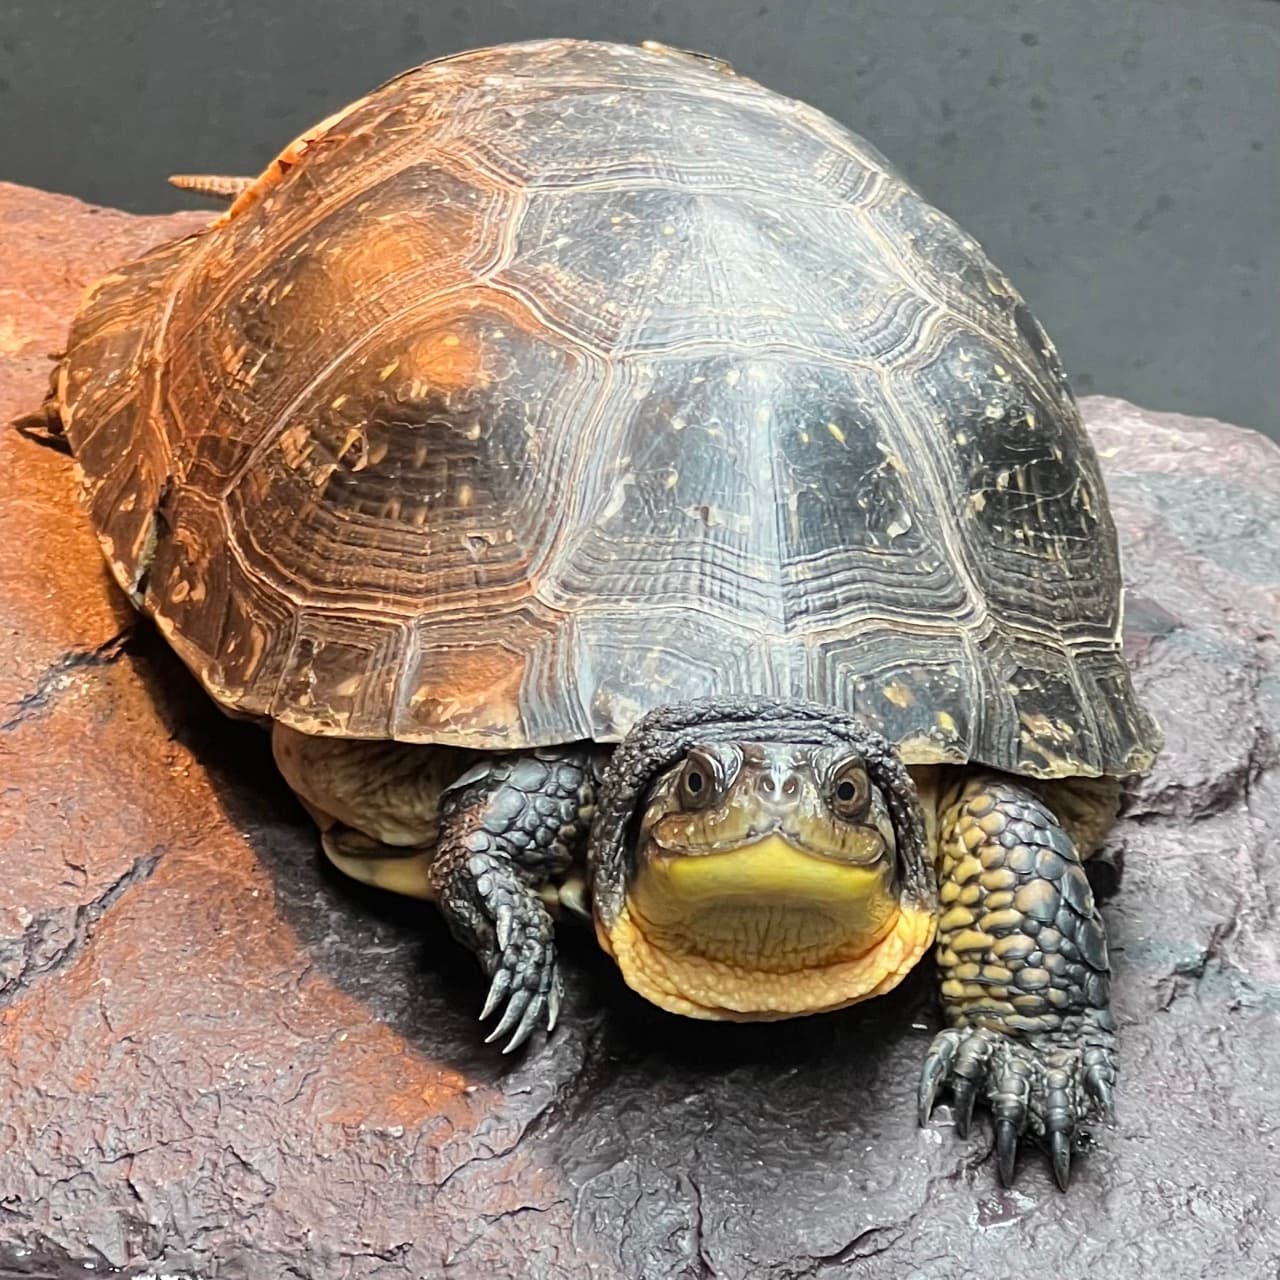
<box><xmin>338</xmin><ymin>427</ymin><xmax>367</xmax><ymax>468</ymax></box>
<box><xmin>1020</xmin><ymin>712</ymin><xmax>1075</xmax><ymax>742</ymax></box>
<box><xmin>442</xmin><ymin>334</ymin><xmax>460</xmax><ymax>347</ymax></box>
<box><xmin>379</xmin><ymin>360</ymin><xmax>399</xmax><ymax>381</ymax></box>
<box><xmin>662</xmin><ymin>223</ymin><xmax>676</xmax><ymax>235</ymax></box>
<box><xmin>936</xmin><ymin>711</ymin><xmax>958</xmax><ymax>734</ymax></box>
<box><xmin>826</xmin><ymin>422</ymin><xmax>846</xmax><ymax>444</ymax></box>
<box><xmin>876</xmin><ymin>444</ymin><xmax>907</xmax><ymax>474</ymax></box>
<box><xmin>458</xmin><ymin>483</ymin><xmax>474</xmax><ymax>507</ymax></box>
<box><xmin>725</xmin><ymin>369</ymin><xmax>741</xmax><ymax>387</ymax></box>
<box><xmin>331</xmin><ymin>394</ymin><xmax>348</xmax><ymax>410</ymax></box>
<box><xmin>1025</xmin><ymin>411</ymin><xmax>1037</xmax><ymax>427</ymax></box>
<box><xmin>883</xmin><ymin>681</ymin><xmax>913</xmax><ymax>709</ymax></box>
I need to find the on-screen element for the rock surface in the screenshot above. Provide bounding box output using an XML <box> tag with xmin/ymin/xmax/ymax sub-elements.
<box><xmin>1</xmin><ymin>182</ymin><xmax>1278</xmax><ymax>1279</ymax></box>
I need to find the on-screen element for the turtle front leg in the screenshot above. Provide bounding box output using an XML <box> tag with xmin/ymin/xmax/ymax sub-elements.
<box><xmin>431</xmin><ymin>749</ymin><xmax>600</xmax><ymax>1052</ymax></box>
<box><xmin>918</xmin><ymin>776</ymin><xmax>1116</xmax><ymax>1189</ymax></box>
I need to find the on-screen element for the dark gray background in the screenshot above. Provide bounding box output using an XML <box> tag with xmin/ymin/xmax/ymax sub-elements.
<box><xmin>2</xmin><ymin>0</ymin><xmax>1276</xmax><ymax>434</ymax></box>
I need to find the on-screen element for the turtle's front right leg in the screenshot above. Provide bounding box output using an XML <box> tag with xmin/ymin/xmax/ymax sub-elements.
<box><xmin>272</xmin><ymin>725</ymin><xmax>599</xmax><ymax>1052</ymax></box>
<box><xmin>430</xmin><ymin>750</ymin><xmax>599</xmax><ymax>1051</ymax></box>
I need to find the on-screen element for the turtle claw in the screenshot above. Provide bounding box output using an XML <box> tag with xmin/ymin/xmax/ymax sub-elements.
<box><xmin>476</xmin><ymin>887</ymin><xmax>558</xmax><ymax>1053</ymax></box>
<box><xmin>502</xmin><ymin>991</ymin><xmax>548</xmax><ymax>1054</ymax></box>
<box><xmin>546</xmin><ymin>969</ymin><xmax>563</xmax><ymax>1033</ymax></box>
<box><xmin>1049</xmin><ymin>1128</ymin><xmax>1072</xmax><ymax>1191</ymax></box>
<box><xmin>917</xmin><ymin>1010</ymin><xmax>1117</xmax><ymax>1190</ymax></box>
<box><xmin>1084</xmin><ymin>1064</ymin><xmax>1115</xmax><ymax>1119</ymax></box>
<box><xmin>439</xmin><ymin>848</ymin><xmax>560</xmax><ymax>1052</ymax></box>
<box><xmin>480</xmin><ymin>966</ymin><xmax>511</xmax><ymax>1022</ymax></box>
<box><xmin>917</xmin><ymin>1028</ymin><xmax>959</xmax><ymax>1126</ymax></box>
<box><xmin>952</xmin><ymin>1075</ymin><xmax>978</xmax><ymax>1138</ymax></box>
<box><xmin>995</xmin><ymin>1117</ymin><xmax>1019</xmax><ymax>1187</ymax></box>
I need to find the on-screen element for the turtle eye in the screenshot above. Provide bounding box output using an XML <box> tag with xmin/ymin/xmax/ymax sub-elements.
<box><xmin>828</xmin><ymin>758</ymin><xmax>869</xmax><ymax>820</ymax></box>
<box><xmin>678</xmin><ymin>746</ymin><xmax>727</xmax><ymax>810</ymax></box>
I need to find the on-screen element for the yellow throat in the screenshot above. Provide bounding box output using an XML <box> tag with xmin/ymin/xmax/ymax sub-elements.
<box><xmin>597</xmin><ymin>835</ymin><xmax>936</xmax><ymax>1020</ymax></box>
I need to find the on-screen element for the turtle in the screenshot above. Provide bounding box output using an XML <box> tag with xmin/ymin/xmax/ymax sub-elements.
<box><xmin>48</xmin><ymin>38</ymin><xmax>1160</xmax><ymax>1189</ymax></box>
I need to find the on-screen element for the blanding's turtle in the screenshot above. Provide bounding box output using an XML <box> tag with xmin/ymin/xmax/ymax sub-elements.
<box><xmin>51</xmin><ymin>39</ymin><xmax>1161</xmax><ymax>1188</ymax></box>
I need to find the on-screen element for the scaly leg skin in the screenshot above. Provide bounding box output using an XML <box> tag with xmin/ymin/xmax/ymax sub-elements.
<box><xmin>918</xmin><ymin>776</ymin><xmax>1117</xmax><ymax>1189</ymax></box>
<box><xmin>430</xmin><ymin>749</ymin><xmax>599</xmax><ymax>1053</ymax></box>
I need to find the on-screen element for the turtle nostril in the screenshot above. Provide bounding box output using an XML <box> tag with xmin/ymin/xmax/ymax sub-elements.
<box><xmin>758</xmin><ymin>772</ymin><xmax>801</xmax><ymax>801</ymax></box>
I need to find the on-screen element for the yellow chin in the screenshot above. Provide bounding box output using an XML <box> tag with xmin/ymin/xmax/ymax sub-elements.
<box><xmin>596</xmin><ymin>835</ymin><xmax>936</xmax><ymax>1020</ymax></box>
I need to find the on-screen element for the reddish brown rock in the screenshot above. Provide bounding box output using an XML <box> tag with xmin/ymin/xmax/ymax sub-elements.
<box><xmin>2</xmin><ymin>183</ymin><xmax>1279</xmax><ymax>1278</ymax></box>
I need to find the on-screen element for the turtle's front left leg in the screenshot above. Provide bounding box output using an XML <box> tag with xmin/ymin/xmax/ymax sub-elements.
<box><xmin>918</xmin><ymin>776</ymin><xmax>1117</xmax><ymax>1189</ymax></box>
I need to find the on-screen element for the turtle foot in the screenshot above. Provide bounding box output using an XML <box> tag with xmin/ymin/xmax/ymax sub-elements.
<box><xmin>438</xmin><ymin>848</ymin><xmax>562</xmax><ymax>1053</ymax></box>
<box><xmin>918</xmin><ymin>1008</ymin><xmax>1116</xmax><ymax>1189</ymax></box>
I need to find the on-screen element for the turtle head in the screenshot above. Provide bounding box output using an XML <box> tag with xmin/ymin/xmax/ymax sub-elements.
<box><xmin>590</xmin><ymin>701</ymin><xmax>939</xmax><ymax>1020</ymax></box>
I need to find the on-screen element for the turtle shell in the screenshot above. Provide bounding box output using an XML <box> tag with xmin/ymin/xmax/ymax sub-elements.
<box><xmin>57</xmin><ymin>38</ymin><xmax>1159</xmax><ymax>780</ymax></box>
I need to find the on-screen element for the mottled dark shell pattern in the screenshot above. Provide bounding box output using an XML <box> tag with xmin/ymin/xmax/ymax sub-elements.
<box><xmin>57</xmin><ymin>39</ymin><xmax>1160</xmax><ymax>780</ymax></box>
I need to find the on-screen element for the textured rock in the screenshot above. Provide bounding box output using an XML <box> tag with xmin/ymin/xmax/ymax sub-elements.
<box><xmin>1</xmin><ymin>182</ymin><xmax>1278</xmax><ymax>1279</ymax></box>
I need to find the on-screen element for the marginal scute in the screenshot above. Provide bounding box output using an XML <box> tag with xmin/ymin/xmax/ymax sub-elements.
<box><xmin>56</xmin><ymin>37</ymin><xmax>1159</xmax><ymax>780</ymax></box>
